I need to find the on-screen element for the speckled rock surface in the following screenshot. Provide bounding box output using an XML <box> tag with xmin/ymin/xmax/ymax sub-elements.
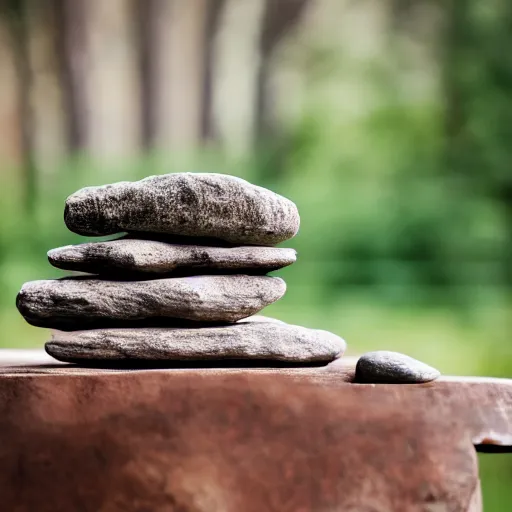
<box><xmin>48</xmin><ymin>239</ymin><xmax>297</xmax><ymax>276</ymax></box>
<box><xmin>64</xmin><ymin>173</ymin><xmax>300</xmax><ymax>245</ymax></box>
<box><xmin>355</xmin><ymin>351</ymin><xmax>441</xmax><ymax>384</ymax></box>
<box><xmin>45</xmin><ymin>322</ymin><xmax>346</xmax><ymax>364</ymax></box>
<box><xmin>16</xmin><ymin>275</ymin><xmax>286</xmax><ymax>330</ymax></box>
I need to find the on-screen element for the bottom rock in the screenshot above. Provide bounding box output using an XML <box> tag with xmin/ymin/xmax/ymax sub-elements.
<box><xmin>45</xmin><ymin>317</ymin><xmax>346</xmax><ymax>364</ymax></box>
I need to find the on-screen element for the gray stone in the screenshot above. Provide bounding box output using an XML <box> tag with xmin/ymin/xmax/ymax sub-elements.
<box><xmin>16</xmin><ymin>275</ymin><xmax>286</xmax><ymax>330</ymax></box>
<box><xmin>355</xmin><ymin>351</ymin><xmax>441</xmax><ymax>384</ymax></box>
<box><xmin>64</xmin><ymin>173</ymin><xmax>300</xmax><ymax>245</ymax></box>
<box><xmin>45</xmin><ymin>321</ymin><xmax>346</xmax><ymax>364</ymax></box>
<box><xmin>48</xmin><ymin>239</ymin><xmax>297</xmax><ymax>276</ymax></box>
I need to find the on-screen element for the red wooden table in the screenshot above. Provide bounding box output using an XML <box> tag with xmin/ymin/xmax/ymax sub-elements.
<box><xmin>0</xmin><ymin>350</ymin><xmax>510</xmax><ymax>511</ymax></box>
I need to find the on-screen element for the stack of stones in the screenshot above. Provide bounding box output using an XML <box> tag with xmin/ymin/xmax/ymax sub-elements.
<box><xmin>16</xmin><ymin>173</ymin><xmax>347</xmax><ymax>367</ymax></box>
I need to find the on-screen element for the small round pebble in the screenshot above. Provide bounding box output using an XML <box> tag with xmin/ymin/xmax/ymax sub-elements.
<box><xmin>355</xmin><ymin>350</ymin><xmax>441</xmax><ymax>384</ymax></box>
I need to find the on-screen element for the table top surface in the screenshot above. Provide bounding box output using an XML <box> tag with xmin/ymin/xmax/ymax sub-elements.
<box><xmin>0</xmin><ymin>349</ymin><xmax>511</xmax><ymax>451</ymax></box>
<box><xmin>0</xmin><ymin>350</ymin><xmax>508</xmax><ymax>511</ymax></box>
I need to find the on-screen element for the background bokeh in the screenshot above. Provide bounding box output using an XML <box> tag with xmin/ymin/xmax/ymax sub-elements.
<box><xmin>0</xmin><ymin>0</ymin><xmax>510</xmax><ymax>507</ymax></box>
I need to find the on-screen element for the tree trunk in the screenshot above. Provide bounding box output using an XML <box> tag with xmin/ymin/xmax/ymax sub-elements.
<box><xmin>0</xmin><ymin>1</ymin><xmax>23</xmax><ymax>166</ymax></box>
<box><xmin>211</xmin><ymin>0</ymin><xmax>265</xmax><ymax>156</ymax></box>
<box><xmin>54</xmin><ymin>0</ymin><xmax>90</xmax><ymax>152</ymax></box>
<box><xmin>138</xmin><ymin>0</ymin><xmax>208</xmax><ymax>155</ymax></box>
<box><xmin>201</xmin><ymin>0</ymin><xmax>225</xmax><ymax>143</ymax></box>
<box><xmin>85</xmin><ymin>0</ymin><xmax>141</xmax><ymax>161</ymax></box>
<box><xmin>256</xmin><ymin>0</ymin><xmax>309</xmax><ymax>144</ymax></box>
<box><xmin>7</xmin><ymin>0</ymin><xmax>37</xmax><ymax>215</ymax></box>
<box><xmin>137</xmin><ymin>0</ymin><xmax>163</xmax><ymax>150</ymax></box>
<box><xmin>25</xmin><ymin>0</ymin><xmax>67</xmax><ymax>175</ymax></box>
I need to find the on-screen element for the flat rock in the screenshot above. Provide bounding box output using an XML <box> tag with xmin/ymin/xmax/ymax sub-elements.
<box><xmin>355</xmin><ymin>351</ymin><xmax>441</xmax><ymax>384</ymax></box>
<box><xmin>64</xmin><ymin>173</ymin><xmax>300</xmax><ymax>245</ymax></box>
<box><xmin>45</xmin><ymin>322</ymin><xmax>346</xmax><ymax>364</ymax></box>
<box><xmin>16</xmin><ymin>275</ymin><xmax>286</xmax><ymax>330</ymax></box>
<box><xmin>48</xmin><ymin>239</ymin><xmax>297</xmax><ymax>276</ymax></box>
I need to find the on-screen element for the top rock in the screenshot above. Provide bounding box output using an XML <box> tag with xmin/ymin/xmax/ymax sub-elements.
<box><xmin>64</xmin><ymin>173</ymin><xmax>300</xmax><ymax>245</ymax></box>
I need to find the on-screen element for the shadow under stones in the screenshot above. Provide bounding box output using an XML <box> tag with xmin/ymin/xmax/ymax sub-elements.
<box><xmin>475</xmin><ymin>445</ymin><xmax>512</xmax><ymax>453</ymax></box>
<box><xmin>59</xmin><ymin>359</ymin><xmax>332</xmax><ymax>370</ymax></box>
